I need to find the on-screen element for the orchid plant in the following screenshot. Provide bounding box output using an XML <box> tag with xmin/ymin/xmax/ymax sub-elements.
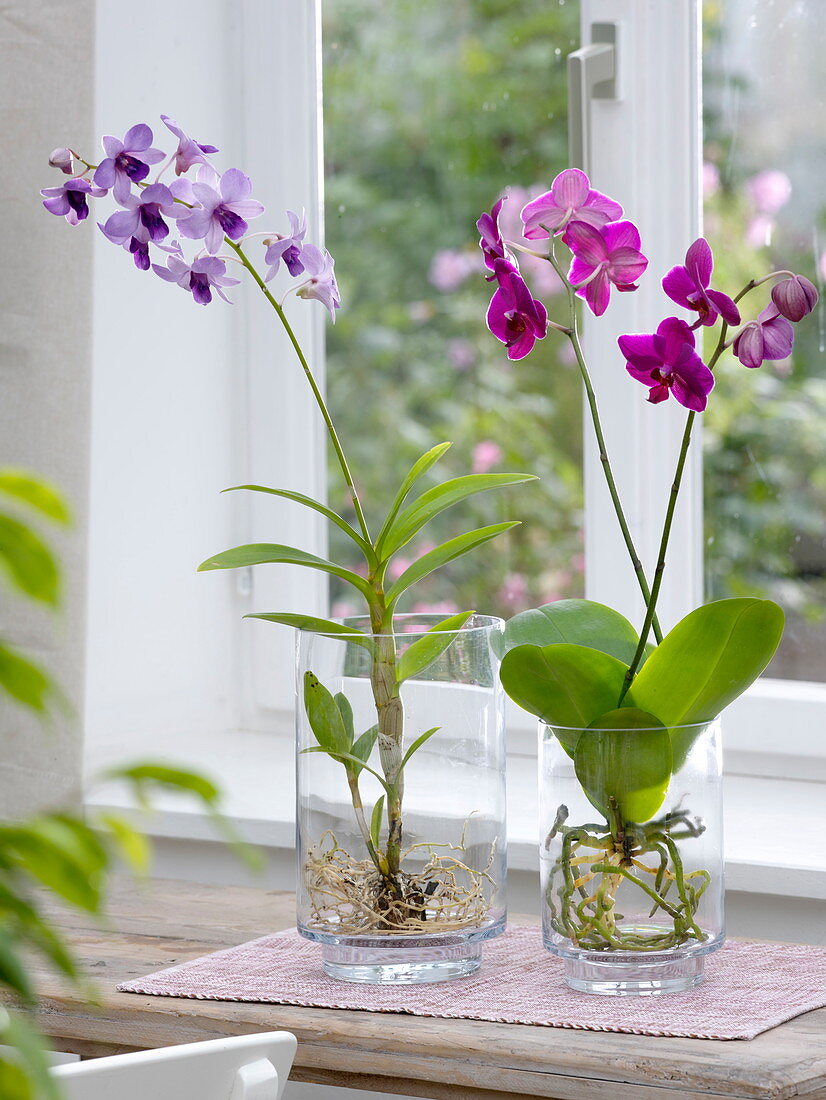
<box><xmin>478</xmin><ymin>168</ymin><xmax>818</xmax><ymax>951</ymax></box>
<box><xmin>42</xmin><ymin>120</ymin><xmax>532</xmax><ymax>928</ymax></box>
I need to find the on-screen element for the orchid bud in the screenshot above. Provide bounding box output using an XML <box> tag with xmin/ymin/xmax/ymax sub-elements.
<box><xmin>771</xmin><ymin>275</ymin><xmax>819</xmax><ymax>322</ymax></box>
<box><xmin>48</xmin><ymin>147</ymin><xmax>75</xmax><ymax>175</ymax></box>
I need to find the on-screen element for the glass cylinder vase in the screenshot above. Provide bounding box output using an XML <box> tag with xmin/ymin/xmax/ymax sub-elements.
<box><xmin>296</xmin><ymin>613</ymin><xmax>506</xmax><ymax>984</ymax></box>
<box><xmin>540</xmin><ymin>718</ymin><xmax>724</xmax><ymax>996</ymax></box>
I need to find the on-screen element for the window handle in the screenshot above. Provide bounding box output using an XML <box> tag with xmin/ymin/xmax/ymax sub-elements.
<box><xmin>567</xmin><ymin>23</ymin><xmax>618</xmax><ymax>174</ymax></box>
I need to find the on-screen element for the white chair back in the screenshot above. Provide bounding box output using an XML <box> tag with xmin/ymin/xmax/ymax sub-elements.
<box><xmin>51</xmin><ymin>1032</ymin><xmax>297</xmax><ymax>1100</ymax></box>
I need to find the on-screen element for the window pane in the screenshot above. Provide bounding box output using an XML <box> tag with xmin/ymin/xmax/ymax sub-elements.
<box><xmin>322</xmin><ymin>0</ymin><xmax>582</xmax><ymax>620</ymax></box>
<box><xmin>703</xmin><ymin>0</ymin><xmax>826</xmax><ymax>680</ymax></box>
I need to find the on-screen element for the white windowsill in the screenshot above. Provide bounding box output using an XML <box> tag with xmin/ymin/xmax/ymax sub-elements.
<box><xmin>86</xmin><ymin>724</ymin><xmax>826</xmax><ymax>902</ymax></box>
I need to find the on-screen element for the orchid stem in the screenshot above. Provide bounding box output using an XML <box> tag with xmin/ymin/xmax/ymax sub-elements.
<box><xmin>546</xmin><ymin>246</ymin><xmax>663</xmax><ymax>644</ymax></box>
<box><xmin>227</xmin><ymin>238</ymin><xmax>372</xmax><ymax>546</ymax></box>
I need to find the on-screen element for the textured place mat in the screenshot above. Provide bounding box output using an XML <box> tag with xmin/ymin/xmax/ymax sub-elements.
<box><xmin>117</xmin><ymin>926</ymin><xmax>826</xmax><ymax>1040</ymax></box>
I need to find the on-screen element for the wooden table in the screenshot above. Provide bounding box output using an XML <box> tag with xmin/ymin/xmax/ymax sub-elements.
<box><xmin>33</xmin><ymin>878</ymin><xmax>825</xmax><ymax>1100</ymax></box>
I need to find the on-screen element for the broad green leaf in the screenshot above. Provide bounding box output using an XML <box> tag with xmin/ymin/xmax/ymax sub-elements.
<box><xmin>198</xmin><ymin>542</ymin><xmax>376</xmax><ymax>605</ymax></box>
<box><xmin>244</xmin><ymin>613</ymin><xmax>376</xmax><ymax>652</ymax></box>
<box><xmin>375</xmin><ymin>441</ymin><xmax>452</xmax><ymax>549</ymax></box>
<box><xmin>400</xmin><ymin>726</ymin><xmax>441</xmax><ymax>769</ymax></box>
<box><xmin>370</xmin><ymin>795</ymin><xmax>385</xmax><ymax>850</ymax></box>
<box><xmin>0</xmin><ymin>645</ymin><xmax>52</xmax><ymax>714</ymax></box>
<box><xmin>0</xmin><ymin>931</ymin><xmax>34</xmax><ymax>1003</ymax></box>
<box><xmin>0</xmin><ymin>470</ymin><xmax>70</xmax><ymax>524</ymax></box>
<box><xmin>630</xmin><ymin>598</ymin><xmax>784</xmax><ymax>769</ymax></box>
<box><xmin>575</xmin><ymin>708</ymin><xmax>672</xmax><ymax>824</ymax></box>
<box><xmin>0</xmin><ymin>823</ymin><xmax>102</xmax><ymax>912</ymax></box>
<box><xmin>386</xmin><ymin>522</ymin><xmax>519</xmax><ymax>605</ymax></box>
<box><xmin>334</xmin><ymin>692</ymin><xmax>355</xmax><ymax>746</ymax></box>
<box><xmin>500</xmin><ymin>642</ymin><xmax>630</xmax><ymax>754</ymax></box>
<box><xmin>221</xmin><ymin>485</ymin><xmax>374</xmax><ymax>560</ymax></box>
<box><xmin>0</xmin><ymin>516</ymin><xmax>59</xmax><ymax>606</ymax></box>
<box><xmin>380</xmin><ymin>473</ymin><xmax>537</xmax><ymax>558</ymax></box>
<box><xmin>351</xmin><ymin>723</ymin><xmax>379</xmax><ymax>767</ymax></box>
<box><xmin>0</xmin><ymin>1010</ymin><xmax>60</xmax><ymax>1100</ymax></box>
<box><xmin>497</xmin><ymin>599</ymin><xmax>641</xmax><ymax>663</ymax></box>
<box><xmin>396</xmin><ymin>611</ymin><xmax>474</xmax><ymax>682</ymax></box>
<box><xmin>303</xmin><ymin>672</ymin><xmax>351</xmax><ymax>755</ymax></box>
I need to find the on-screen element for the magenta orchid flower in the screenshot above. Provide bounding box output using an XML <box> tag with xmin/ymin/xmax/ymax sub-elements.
<box><xmin>161</xmin><ymin>116</ymin><xmax>219</xmax><ymax>176</ymax></box>
<box><xmin>178</xmin><ymin>167</ymin><xmax>265</xmax><ymax>253</ymax></box>
<box><xmin>99</xmin><ymin>183</ymin><xmax>180</xmax><ymax>269</ymax></box>
<box><xmin>41</xmin><ymin>177</ymin><xmax>107</xmax><ymax>225</ymax></box>
<box><xmin>564</xmin><ymin>220</ymin><xmax>648</xmax><ymax>317</ymax></box>
<box><xmin>732</xmin><ymin>304</ymin><xmax>794</xmax><ymax>369</ymax></box>
<box><xmin>295</xmin><ymin>244</ymin><xmax>341</xmax><ymax>320</ymax></box>
<box><xmin>662</xmin><ymin>238</ymin><xmax>740</xmax><ymax>327</ymax></box>
<box><xmin>521</xmin><ymin>169</ymin><xmax>623</xmax><ymax>240</ymax></box>
<box><xmin>93</xmin><ymin>124</ymin><xmax>165</xmax><ymax>204</ymax></box>
<box><xmin>619</xmin><ymin>317</ymin><xmax>714</xmax><ymax>411</ymax></box>
<box><xmin>152</xmin><ymin>252</ymin><xmax>240</xmax><ymax>305</ymax></box>
<box><xmin>486</xmin><ymin>258</ymin><xmax>548</xmax><ymax>360</ymax></box>
<box><xmin>771</xmin><ymin>274</ymin><xmax>819</xmax><ymax>322</ymax></box>
<box><xmin>477</xmin><ymin>196</ymin><xmax>517</xmax><ymax>277</ymax></box>
<box><xmin>264</xmin><ymin>210</ymin><xmax>307</xmax><ymax>280</ymax></box>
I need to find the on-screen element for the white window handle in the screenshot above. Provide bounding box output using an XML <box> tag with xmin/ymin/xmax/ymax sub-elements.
<box><xmin>567</xmin><ymin>23</ymin><xmax>618</xmax><ymax>173</ymax></box>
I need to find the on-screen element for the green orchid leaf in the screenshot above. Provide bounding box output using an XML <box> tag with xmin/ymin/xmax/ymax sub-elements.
<box><xmin>244</xmin><ymin>613</ymin><xmax>376</xmax><ymax>653</ymax></box>
<box><xmin>375</xmin><ymin>441</ymin><xmax>453</xmax><ymax>550</ymax></box>
<box><xmin>386</xmin><ymin>522</ymin><xmax>519</xmax><ymax>605</ymax></box>
<box><xmin>198</xmin><ymin>543</ymin><xmax>376</xmax><ymax>605</ymax></box>
<box><xmin>334</xmin><ymin>692</ymin><xmax>355</xmax><ymax>746</ymax></box>
<box><xmin>630</xmin><ymin>597</ymin><xmax>784</xmax><ymax>769</ymax></box>
<box><xmin>300</xmin><ymin>746</ymin><xmax>393</xmax><ymax>794</ymax></box>
<box><xmin>499</xmin><ymin>642</ymin><xmax>630</xmax><ymax>755</ymax></box>
<box><xmin>303</xmin><ymin>672</ymin><xmax>351</xmax><ymax>755</ymax></box>
<box><xmin>0</xmin><ymin>515</ymin><xmax>59</xmax><ymax>606</ymax></box>
<box><xmin>0</xmin><ymin>645</ymin><xmax>53</xmax><ymax>714</ymax></box>
<box><xmin>400</xmin><ymin>726</ymin><xmax>441</xmax><ymax>770</ymax></box>
<box><xmin>497</xmin><ymin>598</ymin><xmax>641</xmax><ymax>663</ymax></box>
<box><xmin>380</xmin><ymin>473</ymin><xmax>537</xmax><ymax>558</ymax></box>
<box><xmin>396</xmin><ymin>611</ymin><xmax>474</xmax><ymax>682</ymax></box>
<box><xmin>0</xmin><ymin>470</ymin><xmax>70</xmax><ymax>525</ymax></box>
<box><xmin>574</xmin><ymin>708</ymin><xmax>672</xmax><ymax>824</ymax></box>
<box><xmin>351</xmin><ymin>723</ymin><xmax>379</xmax><ymax>767</ymax></box>
<box><xmin>221</xmin><ymin>484</ymin><xmax>374</xmax><ymax>560</ymax></box>
<box><xmin>370</xmin><ymin>795</ymin><xmax>385</xmax><ymax>850</ymax></box>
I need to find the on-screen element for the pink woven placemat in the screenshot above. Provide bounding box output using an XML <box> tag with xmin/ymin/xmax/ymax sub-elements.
<box><xmin>117</xmin><ymin>926</ymin><xmax>826</xmax><ymax>1040</ymax></box>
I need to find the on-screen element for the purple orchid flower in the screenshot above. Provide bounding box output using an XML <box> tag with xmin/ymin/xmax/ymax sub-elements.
<box><xmin>563</xmin><ymin>220</ymin><xmax>648</xmax><ymax>317</ymax></box>
<box><xmin>295</xmin><ymin>244</ymin><xmax>341</xmax><ymax>320</ymax></box>
<box><xmin>662</xmin><ymin>238</ymin><xmax>741</xmax><ymax>327</ymax></box>
<box><xmin>99</xmin><ymin>183</ymin><xmax>180</xmax><ymax>269</ymax></box>
<box><xmin>48</xmin><ymin>148</ymin><xmax>75</xmax><ymax>175</ymax></box>
<box><xmin>41</xmin><ymin>177</ymin><xmax>107</xmax><ymax>225</ymax></box>
<box><xmin>177</xmin><ymin>167</ymin><xmax>265</xmax><ymax>253</ymax></box>
<box><xmin>93</xmin><ymin>124</ymin><xmax>165</xmax><ymax>204</ymax></box>
<box><xmin>264</xmin><ymin>210</ymin><xmax>307</xmax><ymax>280</ymax></box>
<box><xmin>486</xmin><ymin>258</ymin><xmax>548</xmax><ymax>360</ymax></box>
<box><xmin>521</xmin><ymin>169</ymin><xmax>623</xmax><ymax>240</ymax></box>
<box><xmin>619</xmin><ymin>317</ymin><xmax>715</xmax><ymax>411</ymax></box>
<box><xmin>477</xmin><ymin>196</ymin><xmax>518</xmax><ymax>277</ymax></box>
<box><xmin>771</xmin><ymin>274</ymin><xmax>819</xmax><ymax>322</ymax></box>
<box><xmin>732</xmin><ymin>304</ymin><xmax>794</xmax><ymax>369</ymax></box>
<box><xmin>152</xmin><ymin>252</ymin><xmax>240</xmax><ymax>305</ymax></box>
<box><xmin>161</xmin><ymin>116</ymin><xmax>219</xmax><ymax>176</ymax></box>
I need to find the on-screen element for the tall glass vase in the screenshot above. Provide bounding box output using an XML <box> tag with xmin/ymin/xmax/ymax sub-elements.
<box><xmin>540</xmin><ymin>718</ymin><xmax>724</xmax><ymax>996</ymax></box>
<box><xmin>296</xmin><ymin>614</ymin><xmax>506</xmax><ymax>984</ymax></box>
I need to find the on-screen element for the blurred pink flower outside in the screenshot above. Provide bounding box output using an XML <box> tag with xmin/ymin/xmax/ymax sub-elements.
<box><xmin>746</xmin><ymin>170</ymin><xmax>791</xmax><ymax>215</ymax></box>
<box><xmin>447</xmin><ymin>338</ymin><xmax>477</xmax><ymax>371</ymax></box>
<box><xmin>497</xmin><ymin>572</ymin><xmax>528</xmax><ymax>611</ymax></box>
<box><xmin>410</xmin><ymin>600</ymin><xmax>460</xmax><ymax>615</ymax></box>
<box><xmin>386</xmin><ymin>541</ymin><xmax>436</xmax><ymax>582</ymax></box>
<box><xmin>818</xmin><ymin>251</ymin><xmax>826</xmax><ymax>282</ymax></box>
<box><xmin>331</xmin><ymin>600</ymin><xmax>358</xmax><ymax>620</ymax></box>
<box><xmin>703</xmin><ymin>162</ymin><xmax>720</xmax><ymax>199</ymax></box>
<box><xmin>472</xmin><ymin>440</ymin><xmax>503</xmax><ymax>474</ymax></box>
<box><xmin>746</xmin><ymin>214</ymin><xmax>774</xmax><ymax>250</ymax></box>
<box><xmin>428</xmin><ymin>248</ymin><xmax>483</xmax><ymax>292</ymax></box>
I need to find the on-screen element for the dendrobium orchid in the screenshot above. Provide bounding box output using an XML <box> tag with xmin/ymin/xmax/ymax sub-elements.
<box><xmin>152</xmin><ymin>252</ymin><xmax>240</xmax><ymax>305</ymax></box>
<box><xmin>41</xmin><ymin>177</ymin><xmax>106</xmax><ymax>225</ymax></box>
<box><xmin>264</xmin><ymin>210</ymin><xmax>307</xmax><ymax>280</ymax></box>
<box><xmin>662</xmin><ymin>237</ymin><xmax>741</xmax><ymax>327</ymax></box>
<box><xmin>161</xmin><ymin>115</ymin><xmax>219</xmax><ymax>176</ymax></box>
<box><xmin>619</xmin><ymin>318</ymin><xmax>715</xmax><ymax>411</ymax></box>
<box><xmin>732</xmin><ymin>304</ymin><xmax>794</xmax><ymax>369</ymax></box>
<box><xmin>178</xmin><ymin>167</ymin><xmax>265</xmax><ymax>253</ymax></box>
<box><xmin>563</xmin><ymin>220</ymin><xmax>648</xmax><ymax>317</ymax></box>
<box><xmin>295</xmin><ymin>244</ymin><xmax>341</xmax><ymax>321</ymax></box>
<box><xmin>486</xmin><ymin>258</ymin><xmax>548</xmax><ymax>360</ymax></box>
<box><xmin>99</xmin><ymin>183</ymin><xmax>180</xmax><ymax>269</ymax></box>
<box><xmin>521</xmin><ymin>168</ymin><xmax>623</xmax><ymax>238</ymax></box>
<box><xmin>93</xmin><ymin>123</ymin><xmax>165</xmax><ymax>204</ymax></box>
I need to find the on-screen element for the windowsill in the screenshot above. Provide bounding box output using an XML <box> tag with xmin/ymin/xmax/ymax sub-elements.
<box><xmin>86</xmin><ymin>725</ymin><xmax>826</xmax><ymax>902</ymax></box>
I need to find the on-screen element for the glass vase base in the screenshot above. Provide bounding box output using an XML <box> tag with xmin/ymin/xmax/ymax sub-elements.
<box><xmin>321</xmin><ymin>942</ymin><xmax>482</xmax><ymax>984</ymax></box>
<box><xmin>562</xmin><ymin>952</ymin><xmax>706</xmax><ymax>997</ymax></box>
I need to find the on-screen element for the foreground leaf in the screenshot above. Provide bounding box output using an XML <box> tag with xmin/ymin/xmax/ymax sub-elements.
<box><xmin>0</xmin><ymin>645</ymin><xmax>53</xmax><ymax>714</ymax></box>
<box><xmin>396</xmin><ymin>611</ymin><xmax>474</xmax><ymax>682</ymax></box>
<box><xmin>198</xmin><ymin>543</ymin><xmax>376</xmax><ymax>605</ymax></box>
<box><xmin>500</xmin><ymin>642</ymin><xmax>630</xmax><ymax>754</ymax></box>
<box><xmin>574</xmin><ymin>708</ymin><xmax>672</xmax><ymax>824</ymax></box>
<box><xmin>386</xmin><ymin>523</ymin><xmax>519</xmax><ymax>605</ymax></box>
<box><xmin>0</xmin><ymin>1011</ymin><xmax>60</xmax><ymax>1100</ymax></box>
<box><xmin>244</xmin><ymin>613</ymin><xmax>375</xmax><ymax>652</ymax></box>
<box><xmin>629</xmin><ymin>597</ymin><xmax>784</xmax><ymax>769</ymax></box>
<box><xmin>498</xmin><ymin>599</ymin><xmax>641</xmax><ymax>663</ymax></box>
<box><xmin>350</xmin><ymin>724</ymin><xmax>379</xmax><ymax>769</ymax></box>
<box><xmin>0</xmin><ymin>516</ymin><xmax>59</xmax><ymax>606</ymax></box>
<box><xmin>400</xmin><ymin>726</ymin><xmax>441</xmax><ymax>769</ymax></box>
<box><xmin>303</xmin><ymin>672</ymin><xmax>351</xmax><ymax>755</ymax></box>
<box><xmin>374</xmin><ymin>441</ymin><xmax>452</xmax><ymax>550</ymax></box>
<box><xmin>370</xmin><ymin>796</ymin><xmax>385</xmax><ymax>850</ymax></box>
<box><xmin>0</xmin><ymin>470</ymin><xmax>70</xmax><ymax>524</ymax></box>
